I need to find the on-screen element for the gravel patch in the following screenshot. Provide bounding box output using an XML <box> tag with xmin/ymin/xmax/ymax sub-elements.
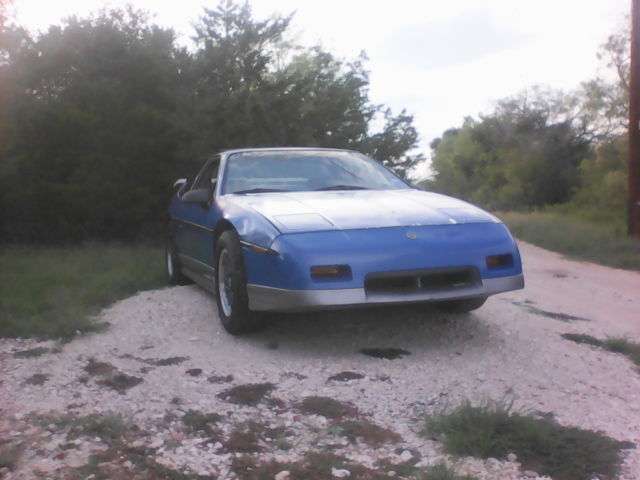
<box><xmin>1</xmin><ymin>242</ymin><xmax>640</xmax><ymax>479</ymax></box>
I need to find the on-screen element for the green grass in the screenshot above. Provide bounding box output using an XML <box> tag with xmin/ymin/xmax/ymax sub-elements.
<box><xmin>562</xmin><ymin>333</ymin><xmax>640</xmax><ymax>369</ymax></box>
<box><xmin>297</xmin><ymin>396</ymin><xmax>358</xmax><ymax>419</ymax></box>
<box><xmin>217</xmin><ymin>383</ymin><xmax>276</xmax><ymax>406</ymax></box>
<box><xmin>497</xmin><ymin>211</ymin><xmax>640</xmax><ymax>270</ymax></box>
<box><xmin>0</xmin><ymin>243</ymin><xmax>165</xmax><ymax>340</ymax></box>
<box><xmin>181</xmin><ymin>410</ymin><xmax>223</xmax><ymax>436</ymax></box>
<box><xmin>422</xmin><ymin>400</ymin><xmax>632</xmax><ymax>480</ymax></box>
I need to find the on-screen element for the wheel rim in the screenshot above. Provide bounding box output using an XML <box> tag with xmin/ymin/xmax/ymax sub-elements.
<box><xmin>218</xmin><ymin>249</ymin><xmax>233</xmax><ymax>317</ymax></box>
<box><xmin>167</xmin><ymin>246</ymin><xmax>174</xmax><ymax>277</ymax></box>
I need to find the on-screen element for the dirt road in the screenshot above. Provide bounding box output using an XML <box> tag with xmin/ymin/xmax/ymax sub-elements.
<box><xmin>1</xmin><ymin>241</ymin><xmax>639</xmax><ymax>479</ymax></box>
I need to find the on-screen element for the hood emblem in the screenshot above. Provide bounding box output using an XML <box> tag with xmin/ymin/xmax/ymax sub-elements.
<box><xmin>406</xmin><ymin>232</ymin><xmax>417</xmax><ymax>239</ymax></box>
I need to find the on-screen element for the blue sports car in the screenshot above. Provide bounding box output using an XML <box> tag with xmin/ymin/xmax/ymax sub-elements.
<box><xmin>167</xmin><ymin>147</ymin><xmax>524</xmax><ymax>334</ymax></box>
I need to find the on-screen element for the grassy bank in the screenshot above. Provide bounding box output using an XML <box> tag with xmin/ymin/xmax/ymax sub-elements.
<box><xmin>497</xmin><ymin>211</ymin><xmax>640</xmax><ymax>271</ymax></box>
<box><xmin>0</xmin><ymin>243</ymin><xmax>165</xmax><ymax>340</ymax></box>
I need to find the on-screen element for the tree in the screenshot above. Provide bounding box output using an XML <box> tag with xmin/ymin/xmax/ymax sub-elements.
<box><xmin>0</xmin><ymin>0</ymin><xmax>423</xmax><ymax>243</ymax></box>
<box><xmin>0</xmin><ymin>8</ymin><xmax>183</xmax><ymax>242</ymax></box>
<box><xmin>429</xmin><ymin>87</ymin><xmax>591</xmax><ymax>209</ymax></box>
<box><xmin>579</xmin><ymin>19</ymin><xmax>629</xmax><ymax>139</ymax></box>
<box><xmin>186</xmin><ymin>1</ymin><xmax>422</xmax><ymax>177</ymax></box>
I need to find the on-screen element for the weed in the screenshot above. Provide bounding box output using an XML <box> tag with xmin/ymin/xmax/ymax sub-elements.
<box><xmin>181</xmin><ymin>410</ymin><xmax>222</xmax><ymax>436</ymax></box>
<box><xmin>602</xmin><ymin>337</ymin><xmax>640</xmax><ymax>368</ymax></box>
<box><xmin>0</xmin><ymin>243</ymin><xmax>164</xmax><ymax>340</ymax></box>
<box><xmin>422</xmin><ymin>400</ymin><xmax>631</xmax><ymax>480</ymax></box>
<box><xmin>0</xmin><ymin>445</ymin><xmax>22</xmax><ymax>470</ymax></box>
<box><xmin>375</xmin><ymin>457</ymin><xmax>420</xmax><ymax>477</ymax></box>
<box><xmin>154</xmin><ymin>356</ymin><xmax>189</xmax><ymax>366</ymax></box>
<box><xmin>223</xmin><ymin>429</ymin><xmax>263</xmax><ymax>453</ymax></box>
<box><xmin>207</xmin><ymin>374</ymin><xmax>234</xmax><ymax>383</ymax></box>
<box><xmin>223</xmin><ymin>420</ymin><xmax>269</xmax><ymax>453</ymax></box>
<box><xmin>275</xmin><ymin>437</ymin><xmax>294</xmax><ymax>450</ymax></box>
<box><xmin>561</xmin><ymin>333</ymin><xmax>603</xmax><ymax>347</ymax></box>
<box><xmin>298</xmin><ymin>396</ymin><xmax>358</xmax><ymax>419</ymax></box>
<box><xmin>59</xmin><ymin>441</ymin><xmax>79</xmax><ymax>450</ymax></box>
<box><xmin>281</xmin><ymin>371</ymin><xmax>307</xmax><ymax>380</ymax></box>
<box><xmin>217</xmin><ymin>383</ymin><xmax>275</xmax><ymax>406</ymax></box>
<box><xmin>13</xmin><ymin>347</ymin><xmax>50</xmax><ymax>358</ymax></box>
<box><xmin>562</xmin><ymin>333</ymin><xmax>640</xmax><ymax>369</ymax></box>
<box><xmin>359</xmin><ymin>347</ymin><xmax>411</xmax><ymax>360</ymax></box>
<box><xmin>84</xmin><ymin>359</ymin><xmax>117</xmax><ymax>376</ymax></box>
<box><xmin>77</xmin><ymin>375</ymin><xmax>89</xmax><ymax>384</ymax></box>
<box><xmin>58</xmin><ymin>413</ymin><xmax>133</xmax><ymax>442</ymax></box>
<box><xmin>511</xmin><ymin>301</ymin><xmax>589</xmax><ymax>322</ymax></box>
<box><xmin>97</xmin><ymin>372</ymin><xmax>143</xmax><ymax>394</ymax></box>
<box><xmin>327</xmin><ymin>371</ymin><xmax>365</xmax><ymax>382</ymax></box>
<box><xmin>67</xmin><ymin>440</ymin><xmax>207</xmax><ymax>480</ymax></box>
<box><xmin>24</xmin><ymin>373</ymin><xmax>49</xmax><ymax>385</ymax></box>
<box><xmin>335</xmin><ymin>420</ymin><xmax>402</xmax><ymax>447</ymax></box>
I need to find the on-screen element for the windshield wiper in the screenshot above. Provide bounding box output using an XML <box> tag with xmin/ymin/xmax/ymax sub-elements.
<box><xmin>233</xmin><ymin>188</ymin><xmax>288</xmax><ymax>194</ymax></box>
<box><xmin>314</xmin><ymin>185</ymin><xmax>370</xmax><ymax>191</ymax></box>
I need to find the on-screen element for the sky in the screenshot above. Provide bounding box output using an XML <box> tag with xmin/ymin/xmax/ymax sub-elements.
<box><xmin>11</xmin><ymin>0</ymin><xmax>630</xmax><ymax>176</ymax></box>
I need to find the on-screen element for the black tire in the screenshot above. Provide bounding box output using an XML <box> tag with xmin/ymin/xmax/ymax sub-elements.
<box><xmin>166</xmin><ymin>236</ymin><xmax>192</xmax><ymax>286</ymax></box>
<box><xmin>215</xmin><ymin>230</ymin><xmax>264</xmax><ymax>335</ymax></box>
<box><xmin>437</xmin><ymin>296</ymin><xmax>487</xmax><ymax>313</ymax></box>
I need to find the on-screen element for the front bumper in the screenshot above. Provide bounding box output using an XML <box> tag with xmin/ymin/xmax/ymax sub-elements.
<box><xmin>247</xmin><ymin>273</ymin><xmax>524</xmax><ymax>312</ymax></box>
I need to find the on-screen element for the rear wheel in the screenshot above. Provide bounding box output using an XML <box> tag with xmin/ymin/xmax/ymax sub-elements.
<box><xmin>166</xmin><ymin>236</ymin><xmax>192</xmax><ymax>285</ymax></box>
<box><xmin>437</xmin><ymin>296</ymin><xmax>487</xmax><ymax>313</ymax></box>
<box><xmin>215</xmin><ymin>230</ymin><xmax>264</xmax><ymax>335</ymax></box>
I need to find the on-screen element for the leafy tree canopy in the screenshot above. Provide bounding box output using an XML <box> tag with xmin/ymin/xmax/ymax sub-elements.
<box><xmin>0</xmin><ymin>1</ymin><xmax>422</xmax><ymax>243</ymax></box>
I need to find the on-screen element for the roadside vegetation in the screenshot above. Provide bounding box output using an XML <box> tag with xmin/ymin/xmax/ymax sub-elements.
<box><xmin>421</xmin><ymin>400</ymin><xmax>632</xmax><ymax>480</ymax></box>
<box><xmin>497</xmin><ymin>211</ymin><xmax>640</xmax><ymax>271</ymax></box>
<box><xmin>562</xmin><ymin>333</ymin><xmax>640</xmax><ymax>369</ymax></box>
<box><xmin>0</xmin><ymin>243</ymin><xmax>164</xmax><ymax>340</ymax></box>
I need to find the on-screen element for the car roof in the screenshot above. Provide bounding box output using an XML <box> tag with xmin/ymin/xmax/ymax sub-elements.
<box><xmin>220</xmin><ymin>147</ymin><xmax>358</xmax><ymax>156</ymax></box>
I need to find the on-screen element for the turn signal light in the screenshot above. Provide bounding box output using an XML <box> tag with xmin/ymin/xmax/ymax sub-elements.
<box><xmin>310</xmin><ymin>265</ymin><xmax>351</xmax><ymax>279</ymax></box>
<box><xmin>486</xmin><ymin>254</ymin><xmax>513</xmax><ymax>269</ymax></box>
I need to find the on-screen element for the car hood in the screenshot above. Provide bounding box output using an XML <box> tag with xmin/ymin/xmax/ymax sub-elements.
<box><xmin>225</xmin><ymin>189</ymin><xmax>499</xmax><ymax>233</ymax></box>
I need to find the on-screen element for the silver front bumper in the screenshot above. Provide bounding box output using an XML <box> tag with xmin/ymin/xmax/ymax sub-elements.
<box><xmin>247</xmin><ymin>273</ymin><xmax>524</xmax><ymax>312</ymax></box>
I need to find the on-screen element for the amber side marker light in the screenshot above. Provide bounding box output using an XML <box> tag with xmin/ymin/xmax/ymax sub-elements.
<box><xmin>310</xmin><ymin>265</ymin><xmax>351</xmax><ymax>279</ymax></box>
<box><xmin>486</xmin><ymin>254</ymin><xmax>513</xmax><ymax>269</ymax></box>
<box><xmin>239</xmin><ymin>241</ymin><xmax>278</xmax><ymax>256</ymax></box>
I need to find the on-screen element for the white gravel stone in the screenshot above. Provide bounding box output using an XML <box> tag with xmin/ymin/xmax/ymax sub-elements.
<box><xmin>399</xmin><ymin>450</ymin><xmax>413</xmax><ymax>462</ymax></box>
<box><xmin>331</xmin><ymin>467</ymin><xmax>351</xmax><ymax>478</ymax></box>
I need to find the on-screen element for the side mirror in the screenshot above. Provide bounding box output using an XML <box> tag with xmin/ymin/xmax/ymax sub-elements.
<box><xmin>182</xmin><ymin>188</ymin><xmax>211</xmax><ymax>205</ymax></box>
<box><xmin>173</xmin><ymin>178</ymin><xmax>187</xmax><ymax>189</ymax></box>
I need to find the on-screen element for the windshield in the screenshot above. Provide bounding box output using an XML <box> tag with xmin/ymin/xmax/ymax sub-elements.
<box><xmin>221</xmin><ymin>150</ymin><xmax>409</xmax><ymax>195</ymax></box>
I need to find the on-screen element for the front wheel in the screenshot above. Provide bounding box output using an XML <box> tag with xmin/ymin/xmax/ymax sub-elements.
<box><xmin>215</xmin><ymin>230</ymin><xmax>264</xmax><ymax>335</ymax></box>
<box><xmin>436</xmin><ymin>296</ymin><xmax>487</xmax><ymax>313</ymax></box>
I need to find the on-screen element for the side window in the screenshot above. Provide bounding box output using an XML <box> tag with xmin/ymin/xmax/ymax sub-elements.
<box><xmin>192</xmin><ymin>158</ymin><xmax>220</xmax><ymax>191</ymax></box>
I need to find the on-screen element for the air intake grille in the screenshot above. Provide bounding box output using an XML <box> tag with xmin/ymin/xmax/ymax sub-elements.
<box><xmin>365</xmin><ymin>267</ymin><xmax>481</xmax><ymax>296</ymax></box>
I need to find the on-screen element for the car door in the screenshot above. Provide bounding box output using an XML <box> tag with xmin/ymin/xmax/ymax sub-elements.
<box><xmin>173</xmin><ymin>157</ymin><xmax>221</xmax><ymax>280</ymax></box>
